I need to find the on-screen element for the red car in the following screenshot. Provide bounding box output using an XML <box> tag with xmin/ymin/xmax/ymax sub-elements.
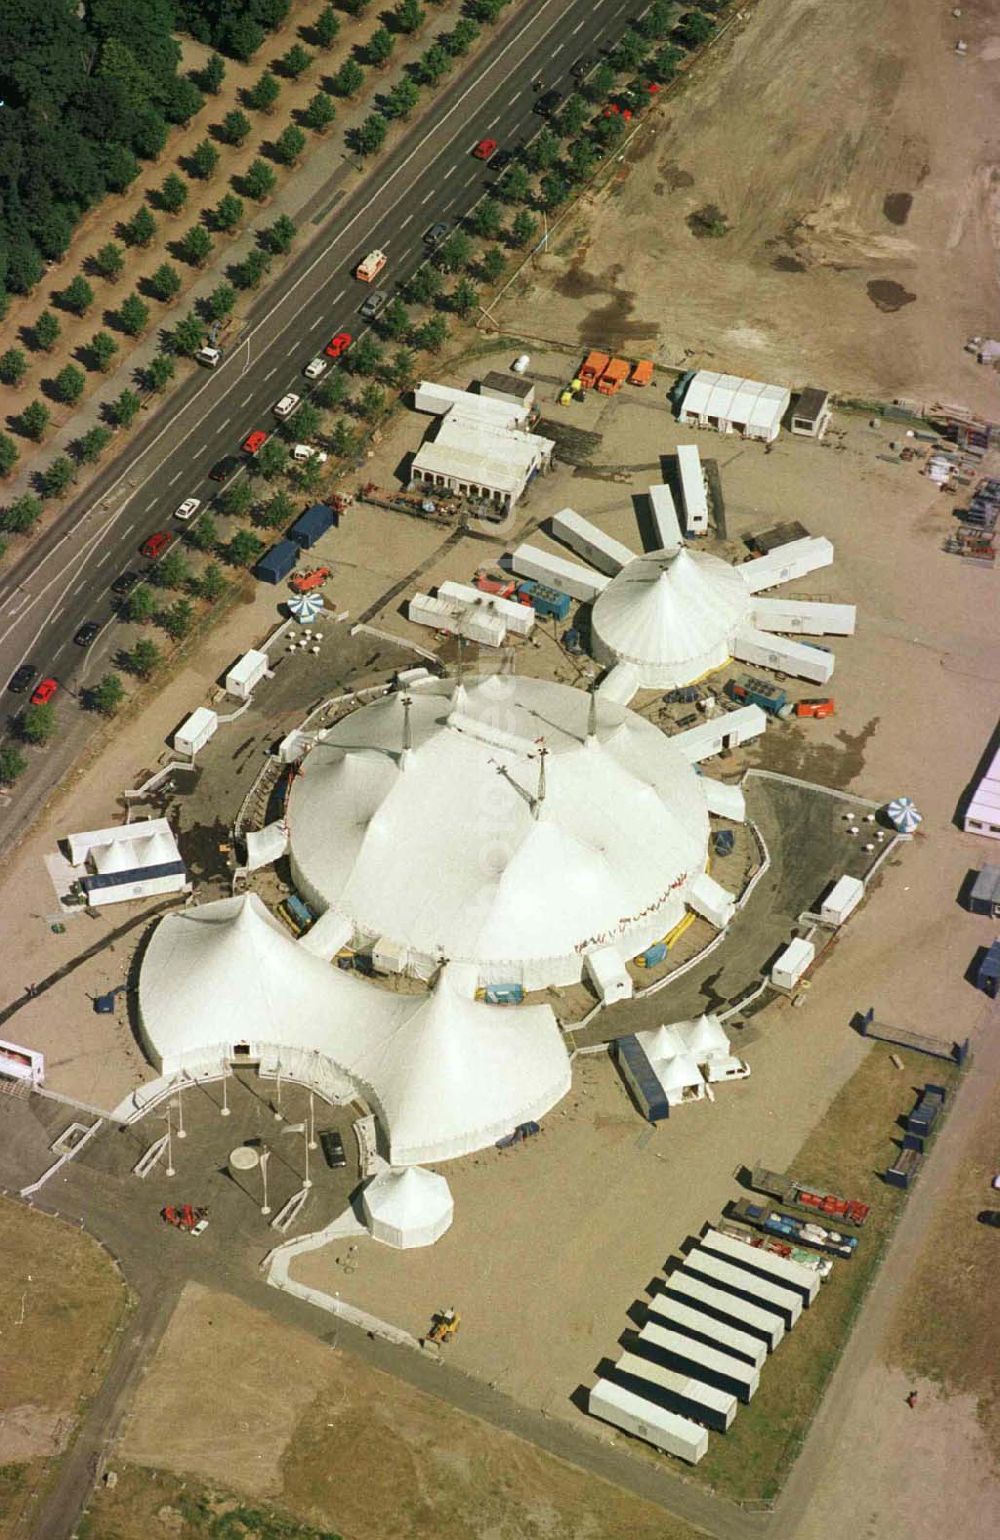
<box><xmin>30</xmin><ymin>676</ymin><xmax>58</xmax><ymax>706</ymax></box>
<box><xmin>242</xmin><ymin>430</ymin><xmax>267</xmax><ymax>455</ymax></box>
<box><xmin>473</xmin><ymin>137</ymin><xmax>498</xmax><ymax>161</ymax></box>
<box><xmin>141</xmin><ymin>531</ymin><xmax>170</xmax><ymax>560</ymax></box>
<box><xmin>324</xmin><ymin>331</ymin><xmax>352</xmax><ymax>360</ymax></box>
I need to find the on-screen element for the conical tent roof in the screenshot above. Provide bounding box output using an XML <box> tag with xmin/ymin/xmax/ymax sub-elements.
<box><xmin>656</xmin><ymin>1052</ymin><xmax>705</xmax><ymax>1092</ymax></box>
<box><xmin>362</xmin><ymin>1165</ymin><xmax>454</xmax><ymax>1249</ymax></box>
<box><xmin>640</xmin><ymin>1023</ymin><xmax>689</xmax><ymax>1067</ymax></box>
<box><xmin>592</xmin><ymin>547</ymin><xmax>751</xmax><ymax>688</ymax></box>
<box><xmin>676</xmin><ymin>1013</ymin><xmax>730</xmax><ymax>1059</ymax></box>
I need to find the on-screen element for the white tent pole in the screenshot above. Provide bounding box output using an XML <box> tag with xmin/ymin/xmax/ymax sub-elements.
<box><xmin>220</xmin><ymin>1057</ymin><xmax>230</xmax><ymax>1117</ymax></box>
<box><xmin>165</xmin><ymin>1104</ymin><xmax>175</xmax><ymax>1178</ymax></box>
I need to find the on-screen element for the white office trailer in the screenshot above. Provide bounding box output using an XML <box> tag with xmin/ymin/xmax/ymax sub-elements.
<box><xmin>413</xmin><ymin>381</ymin><xmax>531</xmax><ymax>428</ymax></box>
<box><xmin>594</xmin><ymin>662</ymin><xmax>641</xmax><ymax>707</ymax></box>
<box><xmin>225</xmin><ymin>649</ymin><xmax>269</xmax><ymax>701</ymax></box>
<box><xmin>673</xmin><ymin>705</ymin><xmax>768</xmax><ymax>763</ymax></box>
<box><xmin>588</xmin><ymin>1378</ymin><xmax>708</xmax><ymax>1464</ymax></box>
<box><xmin>648</xmin><ymin>484</ymin><xmax>683</xmax><ymax>550</ymax></box>
<box><xmin>747</xmin><ymin>597</ymin><xmax>856</xmax><ymax>637</ymax></box>
<box><xmin>738</xmin><ymin>537</ymin><xmax>835</xmax><ymax>593</ymax></box>
<box><xmin>550</xmin><ymin>507</ymin><xmax>636</xmax><ymax>576</ymax></box>
<box><xmin>663</xmin><ymin>1272</ymin><xmax>785</xmax><ymax>1350</ymax></box>
<box><xmin>636</xmin><ymin>1321</ymin><xmax>760</xmax><ymax>1403</ymax></box>
<box><xmin>679</xmin><ymin>371</ymin><xmax>790</xmax><ymax>444</ymax></box>
<box><xmin>683</xmin><ymin>1248</ymin><xmax>803</xmax><ymax>1330</ymax></box>
<box><xmin>612</xmin><ymin>1350</ymin><xmax>737</xmax><ymax>1431</ymax></box>
<box><xmin>479</xmin><ymin>370</ymin><xmax>536</xmax><ymax>411</ymax></box>
<box><xmin>820</xmin><ymin>874</ymin><xmax>865</xmax><ymax>926</ymax></box>
<box><xmin>645</xmin><ymin>1294</ymin><xmax>767</xmax><ymax>1370</ymax></box>
<box><xmin>686</xmin><ymin>871</ymin><xmax>736</xmax><ymax>930</ymax></box>
<box><xmin>174</xmin><ymin>705</ymin><xmax>218</xmax><ymax>757</ymax></box>
<box><xmin>731</xmin><ymin>627</ymin><xmax>836</xmax><ymax>685</ymax></box>
<box><xmin>676</xmin><ymin>445</ymin><xmax>709</xmax><ymax>535</ymax></box>
<box><xmin>436</xmin><ymin>580</ymin><xmax>536</xmax><ymax>637</ymax></box>
<box><xmin>584</xmin><ymin>945</ymin><xmax>634</xmax><ymax>1004</ymax></box>
<box><xmin>511</xmin><ymin>542</ymin><xmax>611</xmax><ymax>602</ymax></box>
<box><xmin>408</xmin><ymin>592</ymin><xmax>507</xmax><ymax>648</ymax></box>
<box><xmin>771</xmin><ymin>937</ymin><xmax>816</xmax><ymax>991</ymax></box>
<box><xmin>700</xmin><ymin>1228</ymin><xmax>821</xmax><ymax>1306</ymax></box>
<box><xmin>701</xmin><ymin>779</ymin><xmax>747</xmax><ymax>823</ymax></box>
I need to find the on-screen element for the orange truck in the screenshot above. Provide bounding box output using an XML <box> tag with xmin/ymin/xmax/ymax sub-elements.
<box><xmin>630</xmin><ymin>359</ymin><xmax>654</xmax><ymax>386</ymax></box>
<box><xmin>597</xmin><ymin>357</ymin><xmax>630</xmax><ymax>395</ymax></box>
<box><xmin>579</xmin><ymin>350</ymin><xmax>610</xmax><ymax>389</ymax></box>
<box><xmin>356</xmin><ymin>249</ymin><xmax>387</xmax><ymax>283</ymax></box>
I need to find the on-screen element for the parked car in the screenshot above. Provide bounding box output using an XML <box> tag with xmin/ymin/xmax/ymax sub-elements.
<box><xmin>7</xmin><ymin>663</ymin><xmax>37</xmax><ymax>694</ymax></box>
<box><xmin>319</xmin><ymin>1128</ymin><xmax>347</xmax><ymax>1169</ymax></box>
<box><xmin>292</xmin><ymin>444</ymin><xmax>329</xmax><ymax>464</ymax></box>
<box><xmin>30</xmin><ymin>676</ymin><xmax>58</xmax><ymax>706</ymax></box>
<box><xmin>488</xmin><ymin>148</ymin><xmax>514</xmax><ymax>175</ymax></box>
<box><xmin>473</xmin><ymin>137</ymin><xmax>498</xmax><ymax>160</ymax></box>
<box><xmin>73</xmin><ymin>622</ymin><xmax>100</xmax><ymax>647</ymax></box>
<box><xmin>194</xmin><ymin>345</ymin><xmax>222</xmax><ymax>368</ymax></box>
<box><xmin>324</xmin><ymin>331</ymin><xmax>353</xmax><ymax>359</ymax></box>
<box><xmin>208</xmin><ymin>454</ymin><xmax>241</xmax><ymax>483</ymax></box>
<box><xmin>358</xmin><ymin>289</ymin><xmax>387</xmax><ymax>322</ymax></box>
<box><xmin>795</xmin><ymin>697</ymin><xmax>835</xmax><ymax>719</ymax></box>
<box><xmin>535</xmin><ymin>89</ymin><xmax>563</xmax><ymax>116</ymax></box>
<box><xmin>111</xmin><ymin>570</ymin><xmax>139</xmax><ymax>596</ymax></box>
<box><xmin>423</xmin><ymin>222</ymin><xmax>449</xmax><ymax>248</ymax></box>
<box><xmin>174</xmin><ymin>497</ymin><xmax>201</xmax><ymax>521</ymax></box>
<box><xmin>141</xmin><ymin>531</ymin><xmax>170</xmax><ymax>560</ymax></box>
<box><xmin>242</xmin><ymin>430</ymin><xmax>268</xmax><ymax>455</ymax></box>
<box><xmin>303</xmin><ymin>357</ymin><xmax>328</xmax><ymax>380</ymax></box>
<box><xmin>273</xmin><ymin>393</ymin><xmax>301</xmax><ymax>420</ymax></box>
<box><xmin>571</xmin><ymin>55</ymin><xmax>595</xmax><ymax>81</ymax></box>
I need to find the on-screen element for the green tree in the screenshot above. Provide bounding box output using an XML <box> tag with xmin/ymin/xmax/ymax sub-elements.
<box><xmin>110</xmin><ymin>388</ymin><xmax>142</xmax><ymax>429</ymax></box>
<box><xmin>479</xmin><ymin>246</ymin><xmax>506</xmax><ymax>283</ymax></box>
<box><xmin>61</xmin><ymin>275</ymin><xmax>94</xmax><ymax>316</ymax></box>
<box><xmin>0</xmin><ymin>349</ymin><xmax>27</xmax><ymax>386</ymax></box>
<box><xmin>155</xmin><ymin>549</ymin><xmax>190</xmax><ymax>589</ymax></box>
<box><xmin>354</xmin><ymin>114</ymin><xmax>388</xmax><ymax>156</ymax></box>
<box><xmin>404</xmin><ymin>265</ymin><xmax>442</xmax><ymax>305</ymax></box>
<box><xmin>243</xmin><ymin>160</ymin><xmax>277</xmax><ymax>201</ymax></box>
<box><xmin>592</xmin><ymin>111</ymin><xmax>626</xmax><ymax>151</ymax></box>
<box><xmin>190</xmin><ymin>138</ymin><xmax>221</xmax><ymax>179</ymax></box>
<box><xmin>20</xmin><ymin>703</ymin><xmax>56</xmax><ymax>745</ymax></box>
<box><xmin>384</xmin><ymin>78</ymin><xmax>420</xmax><ymax>120</ymax></box>
<box><xmin>129</xmin><ymin>637</ymin><xmax>162</xmax><ymax>677</ymax></box>
<box><xmin>438</xmin><ymin>230</ymin><xmax>472</xmax><ymax>272</ymax></box>
<box><xmin>220</xmin><ymin>16</ymin><xmax>263</xmax><ymax>62</ymax></box>
<box><xmin>198</xmin><ymin>562</ymin><xmax>226</xmax><ymax>601</ymax></box>
<box><xmin>450</xmin><ymin>277</ymin><xmax>479</xmax><ymax>316</ymax></box>
<box><xmin>54</xmin><ymin>364</ymin><xmax>86</xmax><ymax>405</ymax></box>
<box><xmin>77</xmin><ymin>426</ymin><xmax>112</xmax><ymax>463</ymax></box>
<box><xmin>611</xmin><ymin>30</ymin><xmax>647</xmax><ymax>72</ymax></box>
<box><xmin>149</xmin><ymin>263</ymin><xmax>182</xmax><ymax>302</ymax></box>
<box><xmin>124</xmin><ymin>206</ymin><xmax>157</xmax><ymax>248</ymax></box>
<box><xmin>366</xmin><ymin>28</ymin><xmax>395</xmax><ymax>68</ymax></box>
<box><xmin>89</xmin><ymin>673</ymin><xmax>125</xmax><ymax>716</ymax></box>
<box><xmin>3</xmin><ymin>494</ymin><xmax>43</xmax><ymax>533</ymax></box>
<box><xmin>677</xmin><ymin>11</ymin><xmax>715</xmax><ymax>48</ymax></box>
<box><xmin>313</xmin><ymin>5</ymin><xmax>340</xmax><ymax>48</ymax></box>
<box><xmin>213</xmin><ymin>193</ymin><xmax>245</xmax><ymax>232</ymax></box>
<box><xmin>341</xmin><ymin>0</ymin><xmax>372</xmax><ymax>12</ymax></box>
<box><xmin>259</xmin><ymin>489</ymin><xmax>294</xmax><ymax>528</ymax></box>
<box><xmin>263</xmin><ymin>214</ymin><xmax>296</xmax><ymax>254</ymax></box>
<box><xmin>445</xmin><ymin>16</ymin><xmax>479</xmax><ymax>53</ymax></box>
<box><xmin>186</xmin><ymin>511</ymin><xmax>218</xmax><ymax>551</ymax></box>
<box><xmin>93</xmin><ymin>242</ymin><xmax>125</xmax><ymax>282</ymax></box>
<box><xmin>389</xmin><ymin>347</ymin><xmax>417</xmax><ymax>389</ymax></box>
<box><xmin>173</xmin><ymin>313</ymin><xmax>207</xmax><ymax>356</ymax></box>
<box><xmin>328</xmin><ymin>418</ymin><xmax>357</xmax><ymax>457</ymax></box>
<box><xmin>639</xmin><ymin>0</ymin><xmax>673</xmax><ymax>39</ymax></box>
<box><xmin>348</xmin><ymin>335</ymin><xmax>383</xmax><ymax>376</ymax></box>
<box><xmin>90</xmin><ymin>332</ymin><xmax>119</xmax><ymax>373</ymax></box>
<box><xmin>226</xmin><ymin>530</ymin><xmax>263</xmax><ymax>567</ymax></box>
<box><xmin>559</xmin><ymin>94</ymin><xmax>589</xmax><ymax>137</ymax></box>
<box><xmin>470</xmin><ymin>197</ymin><xmax>502</xmax><ymax>240</ymax></box>
<box><xmin>180</xmin><ymin>224</ymin><xmax>214</xmax><ymax>267</ymax></box>
<box><xmin>540</xmin><ymin>173</ymin><xmax>570</xmax><ymax>209</ymax></box>
<box><xmin>158</xmin><ymin>172</ymin><xmax>188</xmax><ymax>214</ymax></box>
<box><xmin>357</xmin><ymin>382</ymin><xmax>386</xmax><ymax>420</ymax></box>
<box><xmin>510</xmin><ymin>210</ymin><xmax>538</xmax><ymax>248</ymax></box>
<box><xmin>274</xmin><ymin>125</ymin><xmax>307</xmax><ymax>166</ymax></box>
<box><xmin>414</xmin><ymin>314</ymin><xmax>448</xmax><ymax>352</ymax></box>
<box><xmin>235</xmin><ymin>248</ymin><xmax>272</xmax><ymax>290</ymax></box>
<box><xmin>146</xmin><ymin>354</ymin><xmax>176</xmax><ymax>392</ymax></box>
<box><xmin>220</xmin><ymin>109</ymin><xmax>252</xmax><ymax>146</ymax></box>
<box><xmin>303</xmin><ymin>91</ymin><xmax>336</xmax><ymax>132</ymax></box>
<box><xmin>649</xmin><ymin>44</ymin><xmax>684</xmax><ymax>82</ymax></box>
<box><xmin>468</xmin><ymin>0</ymin><xmax>504</xmax><ymax>18</ymax></box>
<box><xmin>315</xmin><ymin>371</ymin><xmax>349</xmax><ymax>410</ymax></box>
<box><xmin>41</xmin><ymin>456</ymin><xmax>77</xmax><ymax>498</ymax></box>
<box><xmin>585</xmin><ymin>62</ymin><xmax>615</xmax><ymax>102</ymax></box>
<box><xmin>254</xmin><ymin>439</ymin><xmax>288</xmax><ymax>480</ymax></box>
<box><xmin>395</xmin><ymin>0</ymin><xmax>426</xmax><ymax>33</ymax></box>
<box><xmin>0</xmin><ymin>435</ymin><xmax>18</xmax><ymax>478</ymax></box>
<box><xmin>245</xmin><ymin>71</ymin><xmax>280</xmax><ymax>113</ymax></box>
<box><xmin>34</xmin><ymin>311</ymin><xmax>60</xmax><ymax>352</ymax></box>
<box><xmin>205</xmin><ymin>282</ymin><xmax>237</xmax><ymax>322</ymax></box>
<box><xmin>167</xmin><ymin>73</ymin><xmax>204</xmax><ymax>123</ymax></box>
<box><xmin>333</xmin><ymin>58</ymin><xmax>365</xmax><ymax>98</ymax></box>
<box><xmin>201</xmin><ymin>53</ymin><xmax>226</xmax><ymax>95</ymax></box>
<box><xmin>567</xmin><ymin>138</ymin><xmax>598</xmax><ymax>183</ymax></box>
<box><xmin>0</xmin><ymin>744</ymin><xmax>26</xmax><ymax>786</ymax></box>
<box><xmin>117</xmin><ymin>294</ymin><xmax>151</xmax><ymax>336</ymax></box>
<box><xmin>125</xmin><ymin>584</ymin><xmax>155</xmax><ymax>624</ymax></box>
<box><xmin>162</xmin><ymin>598</ymin><xmax>195</xmax><ymax>638</ymax></box>
<box><xmin>21</xmin><ymin>400</ymin><xmax>51</xmax><ymax>441</ymax></box>
<box><xmin>499</xmin><ymin>163</ymin><xmax>531</xmax><ymax>204</ymax></box>
<box><xmin>217</xmin><ymin>480</ymin><xmax>254</xmax><ymax>518</ymax></box>
<box><xmin>525</xmin><ymin>128</ymin><xmax>560</xmax><ymax>174</ymax></box>
<box><xmin>417</xmin><ymin>44</ymin><xmax>451</xmax><ymax>85</ymax></box>
<box><xmin>378</xmin><ymin>298</ymin><xmax>411</xmax><ymax>340</ymax></box>
<box><xmin>279</xmin><ymin>43</ymin><xmax>312</xmax><ymax>78</ymax></box>
<box><xmin>290</xmin><ymin>401</ymin><xmax>321</xmax><ymax>442</ymax></box>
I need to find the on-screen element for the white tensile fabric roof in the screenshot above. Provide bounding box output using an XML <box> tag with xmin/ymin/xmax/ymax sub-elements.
<box><xmin>362</xmin><ymin>1166</ymin><xmax>454</xmax><ymax>1249</ymax></box>
<box><xmin>591</xmin><ymin>548</ymin><xmax>751</xmax><ymax>688</ymax></box>
<box><xmin>138</xmin><ymin>897</ymin><xmax>571</xmax><ymax>1165</ymax></box>
<box><xmin>681</xmin><ymin>371</ymin><xmax>790</xmax><ymax>435</ymax></box>
<box><xmin>287</xmin><ymin>675</ymin><xmax>710</xmax><ymax>989</ymax></box>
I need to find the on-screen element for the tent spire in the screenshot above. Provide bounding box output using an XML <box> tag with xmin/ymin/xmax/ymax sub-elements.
<box><xmin>586</xmin><ymin>688</ymin><xmax>598</xmax><ymax>744</ymax></box>
<box><xmin>400</xmin><ymin>695</ymin><xmax>412</xmax><ymax>767</ymax></box>
<box><xmin>532</xmin><ymin>740</ymin><xmax>548</xmax><ymax>819</ymax></box>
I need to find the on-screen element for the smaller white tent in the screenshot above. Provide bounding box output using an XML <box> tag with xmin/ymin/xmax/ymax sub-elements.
<box><xmin>676</xmin><ymin>1014</ymin><xmax>730</xmax><ymax>1060</ymax></box>
<box><xmin>637</xmin><ymin>1025</ymin><xmax>707</xmax><ymax>1105</ymax></box>
<box><xmin>362</xmin><ymin>1166</ymin><xmax>454</xmax><ymax>1249</ymax></box>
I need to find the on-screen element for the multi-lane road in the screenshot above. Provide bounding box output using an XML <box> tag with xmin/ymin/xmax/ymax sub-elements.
<box><xmin>0</xmin><ymin>0</ymin><xmax>646</xmax><ymax>846</ymax></box>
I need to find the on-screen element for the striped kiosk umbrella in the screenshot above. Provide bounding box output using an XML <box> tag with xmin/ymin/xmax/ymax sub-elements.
<box><xmin>288</xmin><ymin>593</ymin><xmax>325</xmax><ymax>624</ymax></box>
<box><xmin>886</xmin><ymin>796</ymin><xmax>922</xmax><ymax>833</ymax></box>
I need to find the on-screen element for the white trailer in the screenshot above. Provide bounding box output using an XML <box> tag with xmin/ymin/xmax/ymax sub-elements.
<box><xmin>612</xmin><ymin>1350</ymin><xmax>736</xmax><ymax>1431</ymax></box>
<box><xmin>408</xmin><ymin>592</ymin><xmax>507</xmax><ymax>647</ymax></box>
<box><xmin>595</xmin><ymin>662</ymin><xmax>641</xmax><ymax>706</ymax></box>
<box><xmin>637</xmin><ymin>1321</ymin><xmax>760</xmax><ymax>1403</ymax></box>
<box><xmin>731</xmin><ymin>626</ymin><xmax>835</xmax><ymax>685</ymax></box>
<box><xmin>174</xmin><ymin>706</ymin><xmax>218</xmax><ymax>757</ymax></box>
<box><xmin>663</xmin><ymin>1273</ymin><xmax>784</xmax><ymax>1350</ymax></box>
<box><xmin>648</xmin><ymin>484</ymin><xmax>683</xmax><ymax>550</ymax></box>
<box><xmin>686</xmin><ymin>871</ymin><xmax>736</xmax><ymax>930</ymax></box>
<box><xmin>588</xmin><ymin>1377</ymin><xmax>708</xmax><ymax>1464</ymax></box>
<box><xmin>701</xmin><ymin>1228</ymin><xmax>821</xmax><ymax>1306</ymax></box>
<box><xmin>676</xmin><ymin>445</ymin><xmax>709</xmax><ymax>535</ymax></box>
<box><xmin>684</xmin><ymin>1249</ymin><xmax>803</xmax><ymax>1330</ymax></box>
<box><xmin>584</xmin><ymin>946</ymin><xmax>633</xmax><ymax>1004</ymax></box>
<box><xmin>225</xmin><ymin>649</ymin><xmax>269</xmax><ymax>702</ymax></box>
<box><xmin>511</xmin><ymin>542</ymin><xmax>611</xmax><ymax>602</ymax></box>
<box><xmin>673</xmin><ymin>705</ymin><xmax>768</xmax><ymax>763</ymax></box>
<box><xmin>646</xmin><ymin>1294</ymin><xmax>767</xmax><ymax>1370</ymax></box>
<box><xmin>738</xmin><ymin>536</ymin><xmax>834</xmax><ymax>593</ymax></box>
<box><xmin>748</xmin><ymin>597</ymin><xmax>856</xmax><ymax>637</ymax></box>
<box><xmin>413</xmin><ymin>381</ymin><xmax>529</xmax><ymax>427</ymax></box>
<box><xmin>551</xmin><ymin>507</ymin><xmax>635</xmax><ymax>576</ymax></box>
<box><xmin>436</xmin><ymin>580</ymin><xmax>536</xmax><ymax>637</ymax></box>
<box><xmin>820</xmin><ymin>874</ymin><xmax>864</xmax><ymax>926</ymax></box>
<box><xmin>771</xmin><ymin>937</ymin><xmax>816</xmax><ymax>991</ymax></box>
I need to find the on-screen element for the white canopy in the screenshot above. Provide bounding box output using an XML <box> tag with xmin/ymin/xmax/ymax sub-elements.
<box><xmin>362</xmin><ymin>1165</ymin><xmax>454</xmax><ymax>1249</ymax></box>
<box><xmin>675</xmin><ymin>1013</ymin><xmax>731</xmax><ymax>1060</ymax></box>
<box><xmin>591</xmin><ymin>548</ymin><xmax>751</xmax><ymax>688</ymax></box>
<box><xmin>287</xmin><ymin>675</ymin><xmax>710</xmax><ymax>989</ymax></box>
<box><xmin>680</xmin><ymin>371</ymin><xmax>790</xmax><ymax>441</ymax></box>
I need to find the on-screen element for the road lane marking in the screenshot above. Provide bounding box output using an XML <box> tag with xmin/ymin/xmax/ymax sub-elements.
<box><xmin>72</xmin><ymin>581</ymin><xmax>86</xmax><ymax>596</ymax></box>
<box><xmin>421</xmin><ymin>190</ymin><xmax>434</xmax><ymax>204</ymax></box>
<box><xmin>552</xmin><ymin>41</ymin><xmax>564</xmax><ymax>53</ymax></box>
<box><xmin>219</xmin><ymin>416</ymin><xmax>231</xmax><ymax>430</ymax></box>
<box><xmin>168</xmin><ymin>470</ymin><xmax>182</xmax><ymax>486</ymax></box>
<box><xmin>124</xmin><ymin>523</ymin><xmax>135</xmax><ymax>534</ymax></box>
<box><xmin>443</xmin><ymin>164</ymin><xmax>457</xmax><ymax>179</ymax></box>
<box><xmin>265</xmin><ymin>366</ymin><xmax>278</xmax><ymax>380</ymax></box>
<box><xmin>400</xmin><ymin>213</ymin><xmax>414</xmax><ymax>228</ymax></box>
<box><xmin>572</xmin><ymin>18</ymin><xmax>584</xmax><ymax>32</ymax></box>
<box><xmin>240</xmin><ymin>393</ymin><xmax>253</xmax><ymax>406</ymax></box>
<box><xmin>97</xmin><ymin>552</ymin><xmax>112</xmax><ymax>567</ymax></box>
<box><xmin>507</xmin><ymin>92</ymin><xmax>519</xmax><ymax>106</ymax></box>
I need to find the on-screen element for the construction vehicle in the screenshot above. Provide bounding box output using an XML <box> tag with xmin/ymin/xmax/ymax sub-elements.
<box><xmin>427</xmin><ymin>1307</ymin><xmax>460</xmax><ymax>1344</ymax></box>
<box><xmin>579</xmin><ymin>350</ymin><xmax>610</xmax><ymax>389</ymax></box>
<box><xmin>597</xmin><ymin>358</ymin><xmax>630</xmax><ymax>396</ymax></box>
<box><xmin>725</xmin><ymin>675</ymin><xmax>791</xmax><ymax>718</ymax></box>
<box><xmin>289</xmin><ymin>566</ymin><xmax>331</xmax><ymax>594</ymax></box>
<box><xmin>730</xmin><ymin>1198</ymin><xmax>857</xmax><ymax>1258</ymax></box>
<box><xmin>749</xmin><ymin>1162</ymin><xmax>870</xmax><ymax>1227</ymax></box>
<box><xmin>630</xmin><ymin>359</ymin><xmax>654</xmax><ymax>387</ymax></box>
<box><xmin>161</xmin><ymin>1204</ymin><xmax>209</xmax><ymax>1235</ymax></box>
<box><xmin>794</xmin><ymin>698</ymin><xmax>835</xmax><ymax>719</ymax></box>
<box><xmin>356</xmin><ymin>249</ymin><xmax>388</xmax><ymax>283</ymax></box>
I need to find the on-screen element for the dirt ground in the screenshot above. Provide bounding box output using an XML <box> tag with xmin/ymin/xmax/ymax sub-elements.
<box><xmin>499</xmin><ymin>0</ymin><xmax>1000</xmax><ymax>416</ymax></box>
<box><xmin>112</xmin><ymin>1281</ymin><xmax>701</xmax><ymax>1540</ymax></box>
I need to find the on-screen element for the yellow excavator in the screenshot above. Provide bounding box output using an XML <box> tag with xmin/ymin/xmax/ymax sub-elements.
<box><xmin>427</xmin><ymin>1307</ymin><xmax>460</xmax><ymax>1344</ymax></box>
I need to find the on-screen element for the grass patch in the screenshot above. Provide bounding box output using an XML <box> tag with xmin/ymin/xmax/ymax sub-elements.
<box><xmin>79</xmin><ymin>1465</ymin><xmax>342</xmax><ymax>1540</ymax></box>
<box><xmin>691</xmin><ymin>1044</ymin><xmax>962</xmax><ymax>1501</ymax></box>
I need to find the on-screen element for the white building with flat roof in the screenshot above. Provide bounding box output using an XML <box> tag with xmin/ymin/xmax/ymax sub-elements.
<box><xmin>679</xmin><ymin>371</ymin><xmax>790</xmax><ymax>443</ymax></box>
<box><xmin>411</xmin><ymin>411</ymin><xmax>553</xmax><ymax>514</ymax></box>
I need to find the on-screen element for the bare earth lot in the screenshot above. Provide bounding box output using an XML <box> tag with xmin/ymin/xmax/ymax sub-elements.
<box><xmin>500</xmin><ymin>0</ymin><xmax>1000</xmax><ymax>414</ymax></box>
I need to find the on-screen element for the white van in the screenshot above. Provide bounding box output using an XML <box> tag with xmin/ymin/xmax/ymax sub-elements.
<box><xmin>703</xmin><ymin>1055</ymin><xmax>751</xmax><ymax>1084</ymax></box>
<box><xmin>195</xmin><ymin>346</ymin><xmax>222</xmax><ymax>368</ymax></box>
